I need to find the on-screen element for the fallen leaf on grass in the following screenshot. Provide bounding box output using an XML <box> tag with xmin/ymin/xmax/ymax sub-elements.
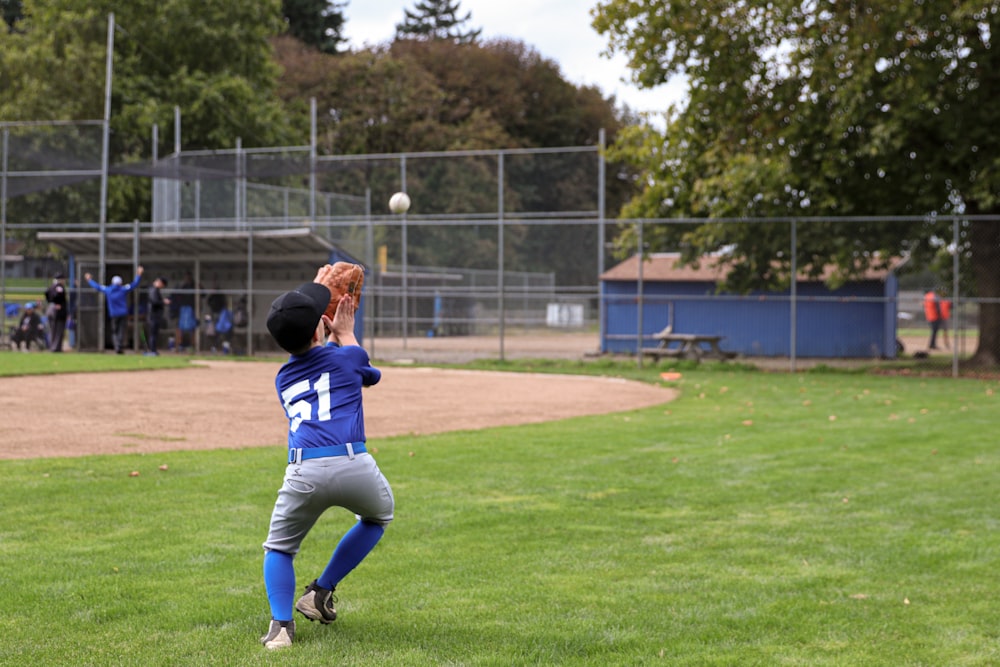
<box><xmin>742</xmin><ymin>420</ymin><xmax>753</xmax><ymax>426</ymax></box>
<box><xmin>850</xmin><ymin>593</ymin><xmax>868</xmax><ymax>600</ymax></box>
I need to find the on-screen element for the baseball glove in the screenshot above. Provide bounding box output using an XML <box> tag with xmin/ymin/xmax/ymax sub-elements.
<box><xmin>318</xmin><ymin>261</ymin><xmax>365</xmax><ymax>318</ymax></box>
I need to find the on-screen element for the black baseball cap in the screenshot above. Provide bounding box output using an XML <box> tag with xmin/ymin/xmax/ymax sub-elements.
<box><xmin>266</xmin><ymin>282</ymin><xmax>331</xmax><ymax>353</ymax></box>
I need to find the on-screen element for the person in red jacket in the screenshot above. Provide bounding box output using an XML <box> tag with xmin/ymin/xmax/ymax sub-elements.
<box><xmin>923</xmin><ymin>288</ymin><xmax>951</xmax><ymax>350</ymax></box>
<box><xmin>938</xmin><ymin>290</ymin><xmax>952</xmax><ymax>350</ymax></box>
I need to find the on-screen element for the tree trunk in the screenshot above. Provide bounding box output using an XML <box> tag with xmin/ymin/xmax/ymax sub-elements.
<box><xmin>969</xmin><ymin>215</ymin><xmax>1000</xmax><ymax>367</ymax></box>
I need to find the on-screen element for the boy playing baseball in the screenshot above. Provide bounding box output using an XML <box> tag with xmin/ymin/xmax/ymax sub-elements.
<box><xmin>260</xmin><ymin>266</ymin><xmax>394</xmax><ymax>650</ymax></box>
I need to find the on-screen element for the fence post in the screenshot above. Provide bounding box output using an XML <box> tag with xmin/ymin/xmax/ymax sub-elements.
<box><xmin>400</xmin><ymin>154</ymin><xmax>408</xmax><ymax>349</ymax></box>
<box><xmin>132</xmin><ymin>219</ymin><xmax>140</xmax><ymax>352</ymax></box>
<box><xmin>1</xmin><ymin>127</ymin><xmax>8</xmax><ymax>341</ymax></box>
<box><xmin>309</xmin><ymin>98</ymin><xmax>317</xmax><ymax>228</ymax></box>
<box><xmin>598</xmin><ymin>128</ymin><xmax>606</xmax><ymax>357</ymax></box>
<box><xmin>952</xmin><ymin>218</ymin><xmax>960</xmax><ymax>378</ymax></box>
<box><xmin>498</xmin><ymin>151</ymin><xmax>506</xmax><ymax>362</ymax></box>
<box><xmin>790</xmin><ymin>219</ymin><xmax>797</xmax><ymax>372</ymax></box>
<box><xmin>246</xmin><ymin>229</ymin><xmax>254</xmax><ymax>356</ymax></box>
<box><xmin>636</xmin><ymin>222</ymin><xmax>644</xmax><ymax>368</ymax></box>
<box><xmin>97</xmin><ymin>12</ymin><xmax>115</xmax><ymax>352</ymax></box>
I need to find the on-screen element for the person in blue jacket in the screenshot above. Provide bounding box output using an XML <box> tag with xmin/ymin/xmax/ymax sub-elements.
<box><xmin>84</xmin><ymin>266</ymin><xmax>144</xmax><ymax>354</ymax></box>
<box><xmin>258</xmin><ymin>266</ymin><xmax>394</xmax><ymax>650</ymax></box>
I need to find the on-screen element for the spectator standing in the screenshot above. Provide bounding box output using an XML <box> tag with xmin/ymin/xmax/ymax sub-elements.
<box><xmin>938</xmin><ymin>289</ymin><xmax>952</xmax><ymax>350</ymax></box>
<box><xmin>205</xmin><ymin>284</ymin><xmax>227</xmax><ymax>352</ymax></box>
<box><xmin>10</xmin><ymin>302</ymin><xmax>46</xmax><ymax>351</ymax></box>
<box><xmin>44</xmin><ymin>272</ymin><xmax>68</xmax><ymax>352</ymax></box>
<box><xmin>146</xmin><ymin>276</ymin><xmax>170</xmax><ymax>356</ymax></box>
<box><xmin>173</xmin><ymin>272</ymin><xmax>196</xmax><ymax>352</ymax></box>
<box><xmin>85</xmin><ymin>266</ymin><xmax>144</xmax><ymax>354</ymax></box>
<box><xmin>923</xmin><ymin>288</ymin><xmax>943</xmax><ymax>350</ymax></box>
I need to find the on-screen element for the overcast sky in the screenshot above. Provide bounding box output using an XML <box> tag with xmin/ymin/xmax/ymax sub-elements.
<box><xmin>342</xmin><ymin>1</ymin><xmax>686</xmax><ymax>124</ymax></box>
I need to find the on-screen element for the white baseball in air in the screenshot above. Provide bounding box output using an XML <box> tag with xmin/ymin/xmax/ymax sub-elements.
<box><xmin>389</xmin><ymin>191</ymin><xmax>411</xmax><ymax>214</ymax></box>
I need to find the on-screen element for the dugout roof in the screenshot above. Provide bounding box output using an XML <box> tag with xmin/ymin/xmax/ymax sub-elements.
<box><xmin>36</xmin><ymin>227</ymin><xmax>339</xmax><ymax>266</ymax></box>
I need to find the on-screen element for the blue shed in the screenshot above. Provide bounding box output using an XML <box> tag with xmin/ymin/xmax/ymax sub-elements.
<box><xmin>601</xmin><ymin>253</ymin><xmax>899</xmax><ymax>359</ymax></box>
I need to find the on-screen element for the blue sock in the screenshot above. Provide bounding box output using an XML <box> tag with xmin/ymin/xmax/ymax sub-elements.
<box><xmin>263</xmin><ymin>550</ymin><xmax>295</xmax><ymax>622</ymax></box>
<box><xmin>317</xmin><ymin>521</ymin><xmax>385</xmax><ymax>590</ymax></box>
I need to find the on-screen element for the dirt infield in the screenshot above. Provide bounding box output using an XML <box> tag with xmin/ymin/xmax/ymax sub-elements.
<box><xmin>0</xmin><ymin>360</ymin><xmax>676</xmax><ymax>460</ymax></box>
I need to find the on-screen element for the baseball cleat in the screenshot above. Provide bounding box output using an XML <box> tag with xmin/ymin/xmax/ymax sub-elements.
<box><xmin>295</xmin><ymin>579</ymin><xmax>337</xmax><ymax>624</ymax></box>
<box><xmin>260</xmin><ymin>619</ymin><xmax>294</xmax><ymax>649</ymax></box>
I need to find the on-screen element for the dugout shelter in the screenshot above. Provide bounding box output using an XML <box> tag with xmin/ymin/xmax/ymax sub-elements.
<box><xmin>38</xmin><ymin>227</ymin><xmax>366</xmax><ymax>355</ymax></box>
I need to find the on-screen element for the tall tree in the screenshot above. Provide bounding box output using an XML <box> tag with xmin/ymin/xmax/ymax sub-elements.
<box><xmin>282</xmin><ymin>0</ymin><xmax>346</xmax><ymax>54</ymax></box>
<box><xmin>0</xmin><ymin>0</ymin><xmax>293</xmax><ymax>222</ymax></box>
<box><xmin>395</xmin><ymin>0</ymin><xmax>481</xmax><ymax>44</ymax></box>
<box><xmin>594</xmin><ymin>0</ymin><xmax>1000</xmax><ymax>366</ymax></box>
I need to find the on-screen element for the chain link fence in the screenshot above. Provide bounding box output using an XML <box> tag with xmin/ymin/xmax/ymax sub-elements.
<box><xmin>3</xmin><ymin>121</ymin><xmax>998</xmax><ymax>374</ymax></box>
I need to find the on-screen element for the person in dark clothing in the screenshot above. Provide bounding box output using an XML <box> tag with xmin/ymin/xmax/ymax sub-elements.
<box><xmin>146</xmin><ymin>276</ymin><xmax>170</xmax><ymax>356</ymax></box>
<box><xmin>44</xmin><ymin>272</ymin><xmax>69</xmax><ymax>352</ymax></box>
<box><xmin>205</xmin><ymin>285</ymin><xmax>229</xmax><ymax>353</ymax></box>
<box><xmin>173</xmin><ymin>272</ymin><xmax>196</xmax><ymax>352</ymax></box>
<box><xmin>11</xmin><ymin>302</ymin><xmax>46</xmax><ymax>351</ymax></box>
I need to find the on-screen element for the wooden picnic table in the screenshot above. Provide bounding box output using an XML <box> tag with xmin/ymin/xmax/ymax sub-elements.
<box><xmin>641</xmin><ymin>331</ymin><xmax>737</xmax><ymax>363</ymax></box>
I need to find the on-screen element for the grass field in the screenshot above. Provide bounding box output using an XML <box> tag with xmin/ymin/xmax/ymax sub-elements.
<box><xmin>0</xmin><ymin>359</ymin><xmax>998</xmax><ymax>665</ymax></box>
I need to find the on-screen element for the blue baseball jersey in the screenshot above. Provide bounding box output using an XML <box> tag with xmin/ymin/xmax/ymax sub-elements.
<box><xmin>275</xmin><ymin>343</ymin><xmax>381</xmax><ymax>450</ymax></box>
<box><xmin>86</xmin><ymin>275</ymin><xmax>142</xmax><ymax>318</ymax></box>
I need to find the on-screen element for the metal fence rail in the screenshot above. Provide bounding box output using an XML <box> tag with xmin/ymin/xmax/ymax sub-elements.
<box><xmin>3</xmin><ymin>123</ymin><xmax>999</xmax><ymax>376</ymax></box>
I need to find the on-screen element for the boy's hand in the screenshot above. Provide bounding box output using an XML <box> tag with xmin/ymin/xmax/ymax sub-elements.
<box><xmin>330</xmin><ymin>294</ymin><xmax>358</xmax><ymax>346</ymax></box>
<box><xmin>313</xmin><ymin>264</ymin><xmax>334</xmax><ymax>286</ymax></box>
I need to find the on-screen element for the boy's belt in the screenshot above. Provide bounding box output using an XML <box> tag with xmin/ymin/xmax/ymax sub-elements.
<box><xmin>288</xmin><ymin>442</ymin><xmax>366</xmax><ymax>464</ymax></box>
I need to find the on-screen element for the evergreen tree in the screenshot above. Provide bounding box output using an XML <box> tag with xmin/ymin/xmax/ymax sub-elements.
<box><xmin>282</xmin><ymin>0</ymin><xmax>346</xmax><ymax>54</ymax></box>
<box><xmin>395</xmin><ymin>0</ymin><xmax>481</xmax><ymax>44</ymax></box>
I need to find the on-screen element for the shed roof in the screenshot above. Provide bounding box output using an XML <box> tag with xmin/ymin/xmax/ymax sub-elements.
<box><xmin>600</xmin><ymin>252</ymin><xmax>896</xmax><ymax>283</ymax></box>
<box><xmin>36</xmin><ymin>227</ymin><xmax>342</xmax><ymax>266</ymax></box>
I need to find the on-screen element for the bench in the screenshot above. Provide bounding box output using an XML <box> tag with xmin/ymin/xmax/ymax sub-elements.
<box><xmin>642</xmin><ymin>331</ymin><xmax>737</xmax><ymax>363</ymax></box>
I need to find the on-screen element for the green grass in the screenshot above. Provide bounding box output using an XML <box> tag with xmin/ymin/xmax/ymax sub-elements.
<box><xmin>1</xmin><ymin>363</ymin><xmax>999</xmax><ymax>665</ymax></box>
<box><xmin>0</xmin><ymin>351</ymin><xmax>193</xmax><ymax>376</ymax></box>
